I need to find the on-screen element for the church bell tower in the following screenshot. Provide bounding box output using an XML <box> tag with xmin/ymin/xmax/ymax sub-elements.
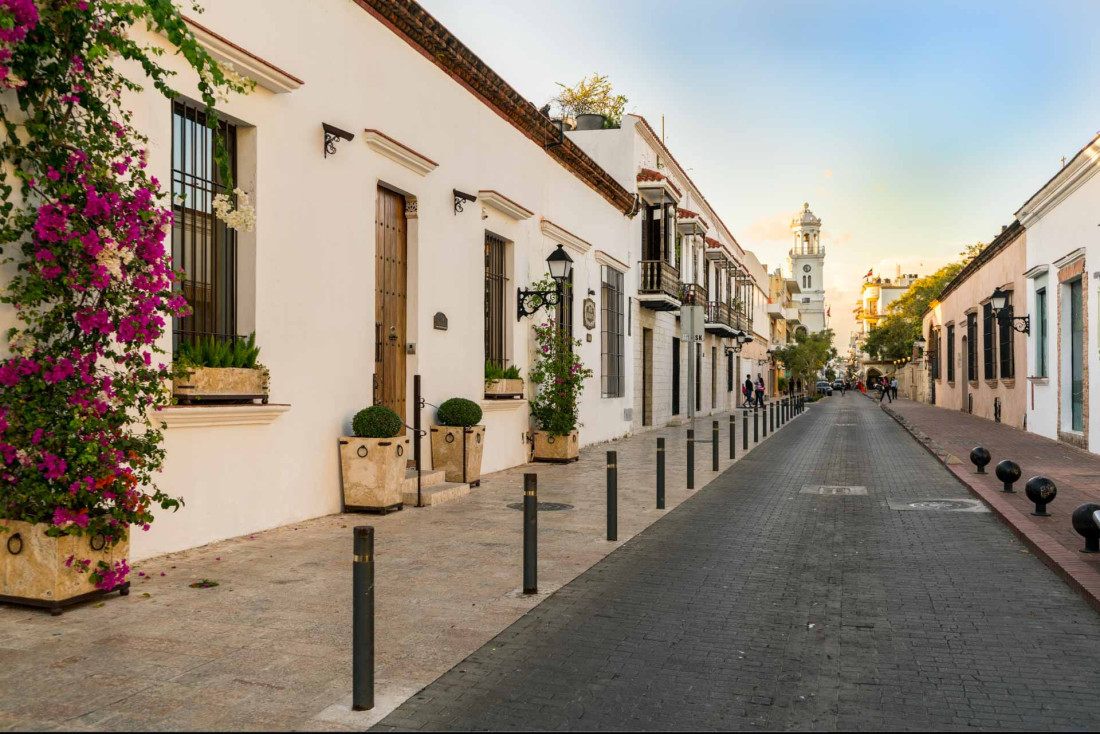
<box><xmin>788</xmin><ymin>203</ymin><xmax>826</xmax><ymax>333</ymax></box>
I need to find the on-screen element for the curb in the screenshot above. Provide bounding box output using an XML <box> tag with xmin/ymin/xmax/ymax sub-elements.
<box><xmin>879</xmin><ymin>402</ymin><xmax>1100</xmax><ymax>615</ymax></box>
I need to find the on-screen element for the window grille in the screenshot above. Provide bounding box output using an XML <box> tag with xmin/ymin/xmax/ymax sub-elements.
<box><xmin>484</xmin><ymin>232</ymin><xmax>507</xmax><ymax>369</ymax></box>
<box><xmin>983</xmin><ymin>303</ymin><xmax>995</xmax><ymax>379</ymax></box>
<box><xmin>998</xmin><ymin>293</ymin><xmax>1014</xmax><ymax>379</ymax></box>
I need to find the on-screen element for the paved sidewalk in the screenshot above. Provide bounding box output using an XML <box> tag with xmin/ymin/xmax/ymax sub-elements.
<box><xmin>375</xmin><ymin>396</ymin><xmax>1100</xmax><ymax>731</ymax></box>
<box><xmin>0</xmin><ymin>402</ymin><xmax>799</xmax><ymax>731</ymax></box>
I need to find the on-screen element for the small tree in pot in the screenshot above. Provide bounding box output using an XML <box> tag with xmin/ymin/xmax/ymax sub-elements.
<box><xmin>529</xmin><ymin>320</ymin><xmax>592</xmax><ymax>462</ymax></box>
<box><xmin>339</xmin><ymin>406</ymin><xmax>407</xmax><ymax>513</ymax></box>
<box><xmin>550</xmin><ymin>73</ymin><xmax>627</xmax><ymax>131</ymax></box>
<box><xmin>430</xmin><ymin>398</ymin><xmax>484</xmax><ymax>486</ymax></box>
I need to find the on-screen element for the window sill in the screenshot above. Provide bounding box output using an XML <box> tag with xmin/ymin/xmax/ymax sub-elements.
<box><xmin>157</xmin><ymin>403</ymin><xmax>291</xmax><ymax>429</ymax></box>
<box><xmin>984</xmin><ymin>379</ymin><xmax>998</xmax><ymax>388</ymax></box>
<box><xmin>1001</xmin><ymin>379</ymin><xmax>1016</xmax><ymax>389</ymax></box>
<box><xmin>1028</xmin><ymin>376</ymin><xmax>1050</xmax><ymax>385</ymax></box>
<box><xmin>480</xmin><ymin>399</ymin><xmax>528</xmax><ymax>413</ymax></box>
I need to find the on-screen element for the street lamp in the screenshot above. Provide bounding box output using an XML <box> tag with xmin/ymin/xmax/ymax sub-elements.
<box><xmin>724</xmin><ymin>330</ymin><xmax>752</xmax><ymax>355</ymax></box>
<box><xmin>517</xmin><ymin>244</ymin><xmax>574</xmax><ymax>320</ymax></box>
<box><xmin>989</xmin><ymin>286</ymin><xmax>1030</xmax><ymax>334</ymax></box>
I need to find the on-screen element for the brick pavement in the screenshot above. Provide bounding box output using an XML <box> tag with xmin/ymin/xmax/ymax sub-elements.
<box><xmin>882</xmin><ymin>397</ymin><xmax>1100</xmax><ymax>613</ymax></box>
<box><xmin>374</xmin><ymin>395</ymin><xmax>1100</xmax><ymax>731</ymax></box>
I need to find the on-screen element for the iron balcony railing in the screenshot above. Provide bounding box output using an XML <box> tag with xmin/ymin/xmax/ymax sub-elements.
<box><xmin>639</xmin><ymin>260</ymin><xmax>681</xmax><ymax>301</ymax></box>
<box><xmin>705</xmin><ymin>300</ymin><xmax>732</xmax><ymax>327</ymax></box>
<box><xmin>679</xmin><ymin>282</ymin><xmax>707</xmax><ymax>306</ymax></box>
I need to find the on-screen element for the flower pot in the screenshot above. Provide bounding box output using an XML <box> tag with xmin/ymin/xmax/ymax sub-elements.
<box><xmin>430</xmin><ymin>425</ymin><xmax>485</xmax><ymax>486</ymax></box>
<box><xmin>484</xmin><ymin>378</ymin><xmax>524</xmax><ymax>399</ymax></box>
<box><xmin>0</xmin><ymin>520</ymin><xmax>130</xmax><ymax>615</ymax></box>
<box><xmin>173</xmin><ymin>366</ymin><xmax>268</xmax><ymax>404</ymax></box>
<box><xmin>574</xmin><ymin>113</ymin><xmax>606</xmax><ymax>131</ymax></box>
<box><xmin>339</xmin><ymin>436</ymin><xmax>408</xmax><ymax>512</ymax></box>
<box><xmin>558</xmin><ymin>117</ymin><xmax>576</xmax><ymax>132</ymax></box>
<box><xmin>533</xmin><ymin>430</ymin><xmax>579</xmax><ymax>463</ymax></box>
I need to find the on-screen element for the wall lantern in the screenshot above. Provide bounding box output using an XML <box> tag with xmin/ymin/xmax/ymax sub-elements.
<box><xmin>989</xmin><ymin>286</ymin><xmax>1030</xmax><ymax>334</ymax></box>
<box><xmin>323</xmin><ymin>123</ymin><xmax>354</xmax><ymax>158</ymax></box>
<box><xmin>725</xmin><ymin>330</ymin><xmax>752</xmax><ymax>355</ymax></box>
<box><xmin>914</xmin><ymin>338</ymin><xmax>927</xmax><ymax>350</ymax></box>
<box><xmin>517</xmin><ymin>245</ymin><xmax>573</xmax><ymax>320</ymax></box>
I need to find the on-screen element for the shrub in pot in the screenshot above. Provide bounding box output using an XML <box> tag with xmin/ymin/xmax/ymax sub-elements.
<box><xmin>431</xmin><ymin>398</ymin><xmax>485</xmax><ymax>486</ymax></box>
<box><xmin>529</xmin><ymin>318</ymin><xmax>593</xmax><ymax>463</ymax></box>
<box><xmin>173</xmin><ymin>333</ymin><xmax>269</xmax><ymax>404</ymax></box>
<box><xmin>339</xmin><ymin>406</ymin><xmax>407</xmax><ymax>512</ymax></box>
<box><xmin>485</xmin><ymin>362</ymin><xmax>523</xmax><ymax>399</ymax></box>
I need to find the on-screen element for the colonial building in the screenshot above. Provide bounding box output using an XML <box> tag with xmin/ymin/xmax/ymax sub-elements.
<box><xmin>788</xmin><ymin>203</ymin><xmax>827</xmax><ymax>333</ymax></box>
<box><xmin>767</xmin><ymin>267</ymin><xmax>801</xmax><ymax>391</ymax></box>
<box><xmin>1016</xmin><ymin>133</ymin><xmax>1100</xmax><ymax>451</ymax></box>
<box><xmin>852</xmin><ymin>269</ymin><xmax>920</xmax><ymax>381</ymax></box>
<box><xmin>922</xmin><ymin>223</ymin><xmax>1027</xmax><ymax>426</ymax></box>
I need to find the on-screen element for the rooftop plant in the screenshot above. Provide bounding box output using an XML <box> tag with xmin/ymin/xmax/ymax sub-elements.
<box><xmin>551</xmin><ymin>73</ymin><xmax>627</xmax><ymax>128</ymax></box>
<box><xmin>0</xmin><ymin>0</ymin><xmax>248</xmax><ymax>591</ymax></box>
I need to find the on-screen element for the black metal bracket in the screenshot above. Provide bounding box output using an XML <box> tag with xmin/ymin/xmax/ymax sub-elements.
<box><xmin>996</xmin><ymin>312</ymin><xmax>1031</xmax><ymax>335</ymax></box>
<box><xmin>517</xmin><ymin>284</ymin><xmax>562</xmax><ymax>320</ymax></box>
<box><xmin>323</xmin><ymin>123</ymin><xmax>354</xmax><ymax>158</ymax></box>
<box><xmin>454</xmin><ymin>189</ymin><xmax>477</xmax><ymax>214</ymax></box>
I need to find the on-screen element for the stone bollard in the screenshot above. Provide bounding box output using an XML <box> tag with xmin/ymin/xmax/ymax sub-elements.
<box><xmin>969</xmin><ymin>446</ymin><xmax>991</xmax><ymax>474</ymax></box>
<box><xmin>1025</xmin><ymin>476</ymin><xmax>1057</xmax><ymax>517</ymax></box>
<box><xmin>1071</xmin><ymin>504</ymin><xmax>1100</xmax><ymax>553</ymax></box>
<box><xmin>995</xmin><ymin>460</ymin><xmax>1021</xmax><ymax>493</ymax></box>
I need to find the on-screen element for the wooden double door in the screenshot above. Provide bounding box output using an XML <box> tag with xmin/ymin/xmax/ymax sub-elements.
<box><xmin>375</xmin><ymin>186</ymin><xmax>407</xmax><ymax>423</ymax></box>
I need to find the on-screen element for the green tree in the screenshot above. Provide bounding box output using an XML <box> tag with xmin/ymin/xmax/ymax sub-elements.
<box><xmin>774</xmin><ymin>329</ymin><xmax>835</xmax><ymax>390</ymax></box>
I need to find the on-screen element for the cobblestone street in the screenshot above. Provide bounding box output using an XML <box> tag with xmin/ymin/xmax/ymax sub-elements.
<box><xmin>376</xmin><ymin>396</ymin><xmax>1100</xmax><ymax>731</ymax></box>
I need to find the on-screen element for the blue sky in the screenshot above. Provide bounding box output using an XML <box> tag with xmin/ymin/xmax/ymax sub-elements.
<box><xmin>421</xmin><ymin>0</ymin><xmax>1100</xmax><ymax>347</ymax></box>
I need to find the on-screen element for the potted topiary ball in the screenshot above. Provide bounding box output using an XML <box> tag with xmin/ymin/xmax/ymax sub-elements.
<box><xmin>430</xmin><ymin>398</ymin><xmax>485</xmax><ymax>486</ymax></box>
<box><xmin>339</xmin><ymin>405</ymin><xmax>408</xmax><ymax>513</ymax></box>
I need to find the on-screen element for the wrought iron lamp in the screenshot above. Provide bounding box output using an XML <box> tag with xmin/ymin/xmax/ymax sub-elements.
<box><xmin>517</xmin><ymin>245</ymin><xmax>573</xmax><ymax>320</ymax></box>
<box><xmin>724</xmin><ymin>330</ymin><xmax>752</xmax><ymax>356</ymax></box>
<box><xmin>990</xmin><ymin>286</ymin><xmax>1030</xmax><ymax>334</ymax></box>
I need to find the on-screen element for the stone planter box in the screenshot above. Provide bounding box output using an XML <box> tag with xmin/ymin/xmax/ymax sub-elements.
<box><xmin>533</xmin><ymin>430</ymin><xmax>579</xmax><ymax>463</ymax></box>
<box><xmin>0</xmin><ymin>520</ymin><xmax>130</xmax><ymax>615</ymax></box>
<box><xmin>430</xmin><ymin>425</ymin><xmax>484</xmax><ymax>486</ymax></box>
<box><xmin>339</xmin><ymin>436</ymin><xmax>408</xmax><ymax>513</ymax></box>
<box><xmin>173</xmin><ymin>366</ymin><xmax>268</xmax><ymax>404</ymax></box>
<box><xmin>484</xmin><ymin>378</ymin><xmax>523</xmax><ymax>399</ymax></box>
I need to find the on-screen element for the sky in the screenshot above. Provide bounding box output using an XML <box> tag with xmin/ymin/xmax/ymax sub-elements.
<box><xmin>421</xmin><ymin>0</ymin><xmax>1100</xmax><ymax>351</ymax></box>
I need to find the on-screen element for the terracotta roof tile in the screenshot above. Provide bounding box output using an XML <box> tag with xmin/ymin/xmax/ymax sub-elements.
<box><xmin>636</xmin><ymin>168</ymin><xmax>683</xmax><ymax>198</ymax></box>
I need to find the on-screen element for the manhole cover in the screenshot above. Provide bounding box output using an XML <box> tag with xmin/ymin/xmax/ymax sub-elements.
<box><xmin>506</xmin><ymin>502</ymin><xmax>574</xmax><ymax>512</ymax></box>
<box><xmin>800</xmin><ymin>485</ymin><xmax>867</xmax><ymax>495</ymax></box>
<box><xmin>887</xmin><ymin>498</ymin><xmax>988</xmax><ymax>513</ymax></box>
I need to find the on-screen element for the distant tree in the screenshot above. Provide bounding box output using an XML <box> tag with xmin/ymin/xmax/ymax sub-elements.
<box><xmin>774</xmin><ymin>329</ymin><xmax>835</xmax><ymax>390</ymax></box>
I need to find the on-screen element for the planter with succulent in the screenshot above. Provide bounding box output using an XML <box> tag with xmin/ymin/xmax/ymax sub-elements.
<box><xmin>173</xmin><ymin>334</ymin><xmax>268</xmax><ymax>404</ymax></box>
<box><xmin>551</xmin><ymin>73</ymin><xmax>627</xmax><ymax>131</ymax></box>
<box><xmin>485</xmin><ymin>362</ymin><xmax>524</xmax><ymax>399</ymax></box>
<box><xmin>529</xmin><ymin>318</ymin><xmax>593</xmax><ymax>463</ymax></box>
<box><xmin>430</xmin><ymin>398</ymin><xmax>484</xmax><ymax>486</ymax></box>
<box><xmin>339</xmin><ymin>406</ymin><xmax>407</xmax><ymax>513</ymax></box>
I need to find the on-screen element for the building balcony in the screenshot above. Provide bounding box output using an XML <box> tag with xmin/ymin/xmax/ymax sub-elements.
<box><xmin>784</xmin><ymin>306</ymin><xmax>800</xmax><ymax>323</ymax></box>
<box><xmin>767</xmin><ymin>302</ymin><xmax>784</xmax><ymax>320</ymax></box>
<box><xmin>679</xmin><ymin>282</ymin><xmax>707</xmax><ymax>307</ymax></box>
<box><xmin>704</xmin><ymin>301</ymin><xmax>736</xmax><ymax>335</ymax></box>
<box><xmin>637</xmin><ymin>260</ymin><xmax>681</xmax><ymax>311</ymax></box>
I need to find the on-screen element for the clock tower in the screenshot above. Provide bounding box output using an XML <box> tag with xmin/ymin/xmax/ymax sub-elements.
<box><xmin>788</xmin><ymin>203</ymin><xmax>827</xmax><ymax>333</ymax></box>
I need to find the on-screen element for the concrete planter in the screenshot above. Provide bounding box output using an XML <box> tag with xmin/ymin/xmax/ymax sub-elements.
<box><xmin>430</xmin><ymin>425</ymin><xmax>485</xmax><ymax>486</ymax></box>
<box><xmin>339</xmin><ymin>436</ymin><xmax>408</xmax><ymax>512</ymax></box>
<box><xmin>173</xmin><ymin>366</ymin><xmax>268</xmax><ymax>404</ymax></box>
<box><xmin>533</xmin><ymin>430</ymin><xmax>579</xmax><ymax>463</ymax></box>
<box><xmin>0</xmin><ymin>520</ymin><xmax>129</xmax><ymax>615</ymax></box>
<box><xmin>484</xmin><ymin>378</ymin><xmax>523</xmax><ymax>399</ymax></box>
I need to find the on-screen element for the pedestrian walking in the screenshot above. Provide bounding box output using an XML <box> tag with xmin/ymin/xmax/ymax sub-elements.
<box><xmin>754</xmin><ymin>375</ymin><xmax>765</xmax><ymax>408</ymax></box>
<box><xmin>891</xmin><ymin>376</ymin><xmax>899</xmax><ymax>400</ymax></box>
<box><xmin>879</xmin><ymin>378</ymin><xmax>892</xmax><ymax>403</ymax></box>
<box><xmin>743</xmin><ymin>376</ymin><xmax>754</xmax><ymax>408</ymax></box>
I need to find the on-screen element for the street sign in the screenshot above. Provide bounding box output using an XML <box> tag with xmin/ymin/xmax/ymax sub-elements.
<box><xmin>680</xmin><ymin>305</ymin><xmax>704</xmax><ymax>342</ymax></box>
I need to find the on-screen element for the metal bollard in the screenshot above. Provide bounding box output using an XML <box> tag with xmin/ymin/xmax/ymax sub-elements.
<box><xmin>1025</xmin><ymin>476</ymin><xmax>1056</xmax><ymax>517</ymax></box>
<box><xmin>1071</xmin><ymin>503</ymin><xmax>1100</xmax><ymax>553</ymax></box>
<box><xmin>523</xmin><ymin>474</ymin><xmax>538</xmax><ymax>594</ymax></box>
<box><xmin>352</xmin><ymin>526</ymin><xmax>375</xmax><ymax>711</ymax></box>
<box><xmin>770</xmin><ymin>402</ymin><xmax>775</xmax><ymax>433</ymax></box>
<box><xmin>762</xmin><ymin>403</ymin><xmax>768</xmax><ymax>438</ymax></box>
<box><xmin>656</xmin><ymin>438</ymin><xmax>665</xmax><ymax>510</ymax></box>
<box><xmin>712</xmin><ymin>420</ymin><xmax>719</xmax><ymax>471</ymax></box>
<box><xmin>969</xmin><ymin>446</ymin><xmax>991</xmax><ymax>474</ymax></box>
<box><xmin>607</xmin><ymin>451</ymin><xmax>618</xmax><ymax>542</ymax></box>
<box><xmin>729</xmin><ymin>413</ymin><xmax>736</xmax><ymax>460</ymax></box>
<box><xmin>754</xmin><ymin>408</ymin><xmax>759</xmax><ymax>443</ymax></box>
<box><xmin>687</xmin><ymin>428</ymin><xmax>695</xmax><ymax>490</ymax></box>
<box><xmin>995</xmin><ymin>460</ymin><xmax>1020</xmax><ymax>493</ymax></box>
<box><xmin>743</xmin><ymin>410</ymin><xmax>749</xmax><ymax>451</ymax></box>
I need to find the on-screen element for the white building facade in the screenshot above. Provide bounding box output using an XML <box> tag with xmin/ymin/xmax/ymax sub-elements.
<box><xmin>788</xmin><ymin>203</ymin><xmax>827</xmax><ymax>333</ymax></box>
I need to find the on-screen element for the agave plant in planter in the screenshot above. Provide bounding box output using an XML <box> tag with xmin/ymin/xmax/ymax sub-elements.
<box><xmin>339</xmin><ymin>406</ymin><xmax>407</xmax><ymax>513</ymax></box>
<box><xmin>484</xmin><ymin>362</ymin><xmax>524</xmax><ymax>400</ymax></box>
<box><xmin>173</xmin><ymin>333</ymin><xmax>269</xmax><ymax>404</ymax></box>
<box><xmin>430</xmin><ymin>398</ymin><xmax>484</xmax><ymax>486</ymax></box>
<box><xmin>529</xmin><ymin>321</ymin><xmax>593</xmax><ymax>463</ymax></box>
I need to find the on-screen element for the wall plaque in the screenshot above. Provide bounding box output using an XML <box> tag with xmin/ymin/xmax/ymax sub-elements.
<box><xmin>433</xmin><ymin>312</ymin><xmax>448</xmax><ymax>331</ymax></box>
<box><xmin>583</xmin><ymin>298</ymin><xmax>596</xmax><ymax>330</ymax></box>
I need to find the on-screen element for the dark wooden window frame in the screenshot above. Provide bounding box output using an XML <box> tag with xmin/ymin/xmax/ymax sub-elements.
<box><xmin>484</xmin><ymin>232</ymin><xmax>508</xmax><ymax>369</ymax></box>
<box><xmin>600</xmin><ymin>265</ymin><xmax>625</xmax><ymax>398</ymax></box>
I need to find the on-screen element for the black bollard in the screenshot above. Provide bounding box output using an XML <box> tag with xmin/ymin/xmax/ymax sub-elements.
<box><xmin>687</xmin><ymin>428</ymin><xmax>695</xmax><ymax>490</ymax></box>
<box><xmin>743</xmin><ymin>410</ymin><xmax>749</xmax><ymax>451</ymax></box>
<box><xmin>762</xmin><ymin>403</ymin><xmax>768</xmax><ymax>438</ymax></box>
<box><xmin>1025</xmin><ymin>476</ymin><xmax>1057</xmax><ymax>517</ymax></box>
<box><xmin>1071</xmin><ymin>503</ymin><xmax>1100</xmax><ymax>553</ymax></box>
<box><xmin>969</xmin><ymin>445</ymin><xmax>991</xmax><ymax>474</ymax></box>
<box><xmin>995</xmin><ymin>460</ymin><xmax>1021</xmax><ymax>493</ymax></box>
<box><xmin>656</xmin><ymin>438</ymin><xmax>665</xmax><ymax>510</ymax></box>
<box><xmin>754</xmin><ymin>408</ymin><xmax>759</xmax><ymax>443</ymax></box>
<box><xmin>770</xmin><ymin>402</ymin><xmax>775</xmax><ymax>433</ymax></box>
<box><xmin>606</xmin><ymin>451</ymin><xmax>618</xmax><ymax>541</ymax></box>
<box><xmin>352</xmin><ymin>526</ymin><xmax>375</xmax><ymax>711</ymax></box>
<box><xmin>712</xmin><ymin>421</ymin><xmax>719</xmax><ymax>471</ymax></box>
<box><xmin>729</xmin><ymin>413</ymin><xmax>736</xmax><ymax>460</ymax></box>
<box><xmin>523</xmin><ymin>474</ymin><xmax>538</xmax><ymax>594</ymax></box>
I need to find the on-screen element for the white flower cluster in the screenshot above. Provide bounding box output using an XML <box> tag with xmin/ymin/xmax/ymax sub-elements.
<box><xmin>213</xmin><ymin>187</ymin><xmax>256</xmax><ymax>232</ymax></box>
<box><xmin>95</xmin><ymin>238</ymin><xmax>135</xmax><ymax>281</ymax></box>
<box><xmin>198</xmin><ymin>61</ymin><xmax>249</xmax><ymax>104</ymax></box>
<box><xmin>9</xmin><ymin>331</ymin><xmax>35</xmax><ymax>357</ymax></box>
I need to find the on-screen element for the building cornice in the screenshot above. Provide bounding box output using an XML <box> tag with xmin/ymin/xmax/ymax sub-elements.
<box><xmin>355</xmin><ymin>0</ymin><xmax>635</xmax><ymax>216</ymax></box>
<box><xmin>478</xmin><ymin>190</ymin><xmax>533</xmax><ymax>220</ymax></box>
<box><xmin>179</xmin><ymin>15</ymin><xmax>303</xmax><ymax>94</ymax></box>
<box><xmin>595</xmin><ymin>249</ymin><xmax>630</xmax><ymax>271</ymax></box>
<box><xmin>363</xmin><ymin>129</ymin><xmax>438</xmax><ymax>176</ymax></box>
<box><xmin>540</xmin><ymin>218</ymin><xmax>591</xmax><ymax>256</ymax></box>
<box><xmin>1016</xmin><ymin>134</ymin><xmax>1100</xmax><ymax>228</ymax></box>
<box><xmin>1053</xmin><ymin>247</ymin><xmax>1086</xmax><ymax>270</ymax></box>
<box><xmin>934</xmin><ymin>220</ymin><xmax>1024</xmax><ymax>306</ymax></box>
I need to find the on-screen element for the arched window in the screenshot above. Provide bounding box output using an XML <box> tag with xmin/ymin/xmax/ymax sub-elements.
<box><xmin>807</xmin><ymin>275</ymin><xmax>812</xmax><ymax>289</ymax></box>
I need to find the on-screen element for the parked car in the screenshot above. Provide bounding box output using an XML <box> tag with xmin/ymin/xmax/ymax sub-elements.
<box><xmin>816</xmin><ymin>380</ymin><xmax>833</xmax><ymax>396</ymax></box>
<box><xmin>833</xmin><ymin>380</ymin><xmax>845</xmax><ymax>391</ymax></box>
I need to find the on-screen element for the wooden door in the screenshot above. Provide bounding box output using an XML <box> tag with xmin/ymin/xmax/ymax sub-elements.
<box><xmin>375</xmin><ymin>186</ymin><xmax>407</xmax><ymax>423</ymax></box>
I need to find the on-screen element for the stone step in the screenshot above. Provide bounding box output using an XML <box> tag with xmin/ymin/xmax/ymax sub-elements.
<box><xmin>403</xmin><ymin>468</ymin><xmax>446</xmax><ymax>492</ymax></box>
<box><xmin>401</xmin><ymin>481</ymin><xmax>470</xmax><ymax>508</ymax></box>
